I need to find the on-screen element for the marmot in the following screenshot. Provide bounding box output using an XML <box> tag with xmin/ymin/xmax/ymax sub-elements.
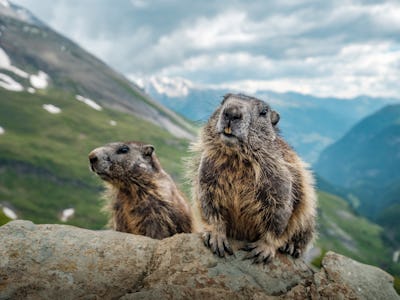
<box><xmin>188</xmin><ymin>93</ymin><xmax>317</xmax><ymax>263</ymax></box>
<box><xmin>89</xmin><ymin>141</ymin><xmax>193</xmax><ymax>239</ymax></box>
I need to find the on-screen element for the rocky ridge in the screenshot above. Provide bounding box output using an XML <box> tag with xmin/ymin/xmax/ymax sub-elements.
<box><xmin>0</xmin><ymin>220</ymin><xmax>398</xmax><ymax>299</ymax></box>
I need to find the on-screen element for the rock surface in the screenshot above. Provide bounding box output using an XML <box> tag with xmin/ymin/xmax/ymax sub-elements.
<box><xmin>0</xmin><ymin>220</ymin><xmax>398</xmax><ymax>299</ymax></box>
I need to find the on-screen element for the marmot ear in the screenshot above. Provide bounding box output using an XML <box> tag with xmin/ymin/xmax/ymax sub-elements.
<box><xmin>271</xmin><ymin>110</ymin><xmax>280</xmax><ymax>126</ymax></box>
<box><xmin>142</xmin><ymin>145</ymin><xmax>155</xmax><ymax>157</ymax></box>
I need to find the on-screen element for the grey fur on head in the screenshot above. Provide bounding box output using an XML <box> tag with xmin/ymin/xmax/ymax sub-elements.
<box><xmin>214</xmin><ymin>94</ymin><xmax>280</xmax><ymax>149</ymax></box>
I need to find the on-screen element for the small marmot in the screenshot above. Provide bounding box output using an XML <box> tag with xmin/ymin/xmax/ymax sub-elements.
<box><xmin>89</xmin><ymin>141</ymin><xmax>193</xmax><ymax>239</ymax></box>
<box><xmin>188</xmin><ymin>93</ymin><xmax>317</xmax><ymax>263</ymax></box>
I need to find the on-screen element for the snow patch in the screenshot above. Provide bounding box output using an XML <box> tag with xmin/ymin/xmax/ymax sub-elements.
<box><xmin>393</xmin><ymin>250</ymin><xmax>399</xmax><ymax>263</ymax></box>
<box><xmin>30</xmin><ymin>71</ymin><xmax>49</xmax><ymax>89</ymax></box>
<box><xmin>0</xmin><ymin>126</ymin><xmax>4</xmax><ymax>135</ymax></box>
<box><xmin>42</xmin><ymin>104</ymin><xmax>61</xmax><ymax>114</ymax></box>
<box><xmin>0</xmin><ymin>73</ymin><xmax>23</xmax><ymax>91</ymax></box>
<box><xmin>8</xmin><ymin>65</ymin><xmax>29</xmax><ymax>78</ymax></box>
<box><xmin>109</xmin><ymin>120</ymin><xmax>117</xmax><ymax>126</ymax></box>
<box><xmin>0</xmin><ymin>46</ymin><xmax>17</xmax><ymax>72</ymax></box>
<box><xmin>75</xmin><ymin>95</ymin><xmax>102</xmax><ymax>111</ymax></box>
<box><xmin>27</xmin><ymin>87</ymin><xmax>35</xmax><ymax>93</ymax></box>
<box><xmin>0</xmin><ymin>47</ymin><xmax>48</xmax><ymax>90</ymax></box>
<box><xmin>0</xmin><ymin>47</ymin><xmax>29</xmax><ymax>78</ymax></box>
<box><xmin>60</xmin><ymin>208</ymin><xmax>75</xmax><ymax>222</ymax></box>
<box><xmin>3</xmin><ymin>206</ymin><xmax>17</xmax><ymax>220</ymax></box>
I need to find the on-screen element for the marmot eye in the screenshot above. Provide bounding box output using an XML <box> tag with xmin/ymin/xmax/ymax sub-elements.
<box><xmin>116</xmin><ymin>145</ymin><xmax>130</xmax><ymax>154</ymax></box>
<box><xmin>260</xmin><ymin>107</ymin><xmax>268</xmax><ymax>116</ymax></box>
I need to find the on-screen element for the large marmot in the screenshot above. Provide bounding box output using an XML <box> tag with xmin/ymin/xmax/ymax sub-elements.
<box><xmin>89</xmin><ymin>141</ymin><xmax>193</xmax><ymax>239</ymax></box>
<box><xmin>188</xmin><ymin>93</ymin><xmax>317</xmax><ymax>263</ymax></box>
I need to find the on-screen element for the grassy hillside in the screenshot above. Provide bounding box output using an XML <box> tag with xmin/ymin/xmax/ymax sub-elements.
<box><xmin>316</xmin><ymin>191</ymin><xmax>400</xmax><ymax>278</ymax></box>
<box><xmin>0</xmin><ymin>10</ymin><xmax>195</xmax><ymax>141</ymax></box>
<box><xmin>0</xmin><ymin>210</ymin><xmax>11</xmax><ymax>226</ymax></box>
<box><xmin>0</xmin><ymin>88</ymin><xmax>189</xmax><ymax>229</ymax></box>
<box><xmin>317</xmin><ymin>192</ymin><xmax>385</xmax><ymax>265</ymax></box>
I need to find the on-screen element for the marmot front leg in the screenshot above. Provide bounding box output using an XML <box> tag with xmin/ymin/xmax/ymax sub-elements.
<box><xmin>242</xmin><ymin>233</ymin><xmax>284</xmax><ymax>264</ymax></box>
<box><xmin>198</xmin><ymin>158</ymin><xmax>233</xmax><ymax>257</ymax></box>
<box><xmin>279</xmin><ymin>221</ymin><xmax>315</xmax><ymax>258</ymax></box>
<box><xmin>202</xmin><ymin>219</ymin><xmax>233</xmax><ymax>257</ymax></box>
<box><xmin>242</xmin><ymin>186</ymin><xmax>293</xmax><ymax>264</ymax></box>
<box><xmin>242</xmin><ymin>229</ymin><xmax>290</xmax><ymax>263</ymax></box>
<box><xmin>200</xmin><ymin>197</ymin><xmax>234</xmax><ymax>257</ymax></box>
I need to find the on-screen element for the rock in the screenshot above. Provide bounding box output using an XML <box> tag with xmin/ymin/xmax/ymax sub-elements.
<box><xmin>0</xmin><ymin>220</ymin><xmax>398</xmax><ymax>299</ymax></box>
<box><xmin>315</xmin><ymin>252</ymin><xmax>399</xmax><ymax>300</ymax></box>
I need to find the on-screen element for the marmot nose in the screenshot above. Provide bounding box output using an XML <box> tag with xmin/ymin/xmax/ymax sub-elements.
<box><xmin>223</xmin><ymin>106</ymin><xmax>242</xmax><ymax>121</ymax></box>
<box><xmin>88</xmin><ymin>152</ymin><xmax>98</xmax><ymax>165</ymax></box>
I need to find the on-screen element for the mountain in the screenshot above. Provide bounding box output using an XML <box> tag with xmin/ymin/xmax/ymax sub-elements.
<box><xmin>0</xmin><ymin>1</ymin><xmax>196</xmax><ymax>139</ymax></box>
<box><xmin>0</xmin><ymin>2</ymin><xmax>193</xmax><ymax>229</ymax></box>
<box><xmin>315</xmin><ymin>192</ymin><xmax>394</xmax><ymax>273</ymax></box>
<box><xmin>315</xmin><ymin>104</ymin><xmax>400</xmax><ymax>255</ymax></box>
<box><xmin>144</xmin><ymin>78</ymin><xmax>399</xmax><ymax>163</ymax></box>
<box><xmin>315</xmin><ymin>104</ymin><xmax>400</xmax><ymax>215</ymax></box>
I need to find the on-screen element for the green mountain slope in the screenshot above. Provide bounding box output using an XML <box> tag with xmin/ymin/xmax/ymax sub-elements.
<box><xmin>317</xmin><ymin>192</ymin><xmax>384</xmax><ymax>265</ymax></box>
<box><xmin>315</xmin><ymin>104</ymin><xmax>400</xmax><ymax>219</ymax></box>
<box><xmin>0</xmin><ymin>88</ymin><xmax>189</xmax><ymax>229</ymax></box>
<box><xmin>0</xmin><ymin>4</ymin><xmax>195</xmax><ymax>139</ymax></box>
<box><xmin>316</xmin><ymin>191</ymin><xmax>400</xmax><ymax>278</ymax></box>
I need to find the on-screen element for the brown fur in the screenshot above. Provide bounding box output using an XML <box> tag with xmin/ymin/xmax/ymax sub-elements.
<box><xmin>89</xmin><ymin>141</ymin><xmax>193</xmax><ymax>239</ymax></box>
<box><xmin>188</xmin><ymin>93</ymin><xmax>317</xmax><ymax>262</ymax></box>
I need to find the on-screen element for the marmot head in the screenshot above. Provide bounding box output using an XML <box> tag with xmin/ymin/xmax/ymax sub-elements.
<box><xmin>88</xmin><ymin>141</ymin><xmax>160</xmax><ymax>186</ymax></box>
<box><xmin>210</xmin><ymin>93</ymin><xmax>280</xmax><ymax>149</ymax></box>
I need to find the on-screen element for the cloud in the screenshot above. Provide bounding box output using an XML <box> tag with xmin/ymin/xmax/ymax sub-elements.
<box><xmin>11</xmin><ymin>0</ymin><xmax>400</xmax><ymax>98</ymax></box>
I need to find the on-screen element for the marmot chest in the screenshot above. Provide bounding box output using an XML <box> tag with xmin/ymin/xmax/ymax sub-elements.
<box><xmin>213</xmin><ymin>159</ymin><xmax>264</xmax><ymax>241</ymax></box>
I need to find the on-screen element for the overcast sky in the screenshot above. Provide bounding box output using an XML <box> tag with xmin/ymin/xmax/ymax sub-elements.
<box><xmin>12</xmin><ymin>0</ymin><xmax>400</xmax><ymax>98</ymax></box>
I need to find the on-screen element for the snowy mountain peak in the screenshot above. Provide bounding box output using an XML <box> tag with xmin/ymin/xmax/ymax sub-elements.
<box><xmin>145</xmin><ymin>76</ymin><xmax>193</xmax><ymax>98</ymax></box>
<box><xmin>0</xmin><ymin>0</ymin><xmax>45</xmax><ymax>27</ymax></box>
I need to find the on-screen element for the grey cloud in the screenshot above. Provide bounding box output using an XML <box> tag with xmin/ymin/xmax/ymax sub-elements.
<box><xmin>11</xmin><ymin>0</ymin><xmax>400</xmax><ymax>98</ymax></box>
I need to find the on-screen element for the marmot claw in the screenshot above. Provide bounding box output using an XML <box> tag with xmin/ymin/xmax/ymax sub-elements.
<box><xmin>242</xmin><ymin>242</ymin><xmax>276</xmax><ymax>264</ymax></box>
<box><xmin>203</xmin><ymin>231</ymin><xmax>234</xmax><ymax>257</ymax></box>
<box><xmin>278</xmin><ymin>243</ymin><xmax>302</xmax><ymax>258</ymax></box>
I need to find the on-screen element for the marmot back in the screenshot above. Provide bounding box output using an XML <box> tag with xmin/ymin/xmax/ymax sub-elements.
<box><xmin>189</xmin><ymin>93</ymin><xmax>317</xmax><ymax>263</ymax></box>
<box><xmin>89</xmin><ymin>141</ymin><xmax>193</xmax><ymax>239</ymax></box>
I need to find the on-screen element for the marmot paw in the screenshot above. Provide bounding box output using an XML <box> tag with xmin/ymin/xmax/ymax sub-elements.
<box><xmin>203</xmin><ymin>231</ymin><xmax>234</xmax><ymax>257</ymax></box>
<box><xmin>241</xmin><ymin>242</ymin><xmax>276</xmax><ymax>264</ymax></box>
<box><xmin>278</xmin><ymin>243</ymin><xmax>302</xmax><ymax>258</ymax></box>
